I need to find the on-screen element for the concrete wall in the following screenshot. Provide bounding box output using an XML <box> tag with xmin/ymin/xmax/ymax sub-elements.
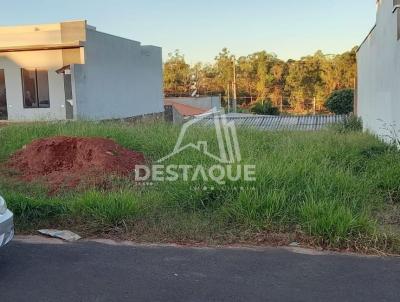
<box><xmin>74</xmin><ymin>29</ymin><xmax>164</xmax><ymax>120</ymax></box>
<box><xmin>357</xmin><ymin>0</ymin><xmax>400</xmax><ymax>139</ymax></box>
<box><xmin>165</xmin><ymin>96</ymin><xmax>221</xmax><ymax>111</ymax></box>
<box><xmin>0</xmin><ymin>50</ymin><xmax>67</xmax><ymax>121</ymax></box>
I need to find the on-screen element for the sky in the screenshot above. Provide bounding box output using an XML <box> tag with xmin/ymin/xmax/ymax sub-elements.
<box><xmin>0</xmin><ymin>0</ymin><xmax>376</xmax><ymax>63</ymax></box>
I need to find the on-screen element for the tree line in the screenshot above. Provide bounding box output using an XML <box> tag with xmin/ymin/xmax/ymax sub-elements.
<box><xmin>164</xmin><ymin>47</ymin><xmax>357</xmax><ymax>114</ymax></box>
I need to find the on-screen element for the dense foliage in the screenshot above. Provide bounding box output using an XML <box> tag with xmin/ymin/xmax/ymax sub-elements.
<box><xmin>331</xmin><ymin>115</ymin><xmax>363</xmax><ymax>133</ymax></box>
<box><xmin>324</xmin><ymin>89</ymin><xmax>355</xmax><ymax>115</ymax></box>
<box><xmin>164</xmin><ymin>48</ymin><xmax>357</xmax><ymax>114</ymax></box>
<box><xmin>250</xmin><ymin>100</ymin><xmax>280</xmax><ymax>116</ymax></box>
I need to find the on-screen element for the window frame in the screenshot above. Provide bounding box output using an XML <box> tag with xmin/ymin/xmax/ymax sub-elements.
<box><xmin>21</xmin><ymin>68</ymin><xmax>50</xmax><ymax>109</ymax></box>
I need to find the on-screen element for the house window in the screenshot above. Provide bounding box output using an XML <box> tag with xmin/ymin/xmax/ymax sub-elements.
<box><xmin>21</xmin><ymin>69</ymin><xmax>50</xmax><ymax>108</ymax></box>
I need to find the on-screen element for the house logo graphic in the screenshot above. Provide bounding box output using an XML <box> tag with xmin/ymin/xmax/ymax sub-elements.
<box><xmin>135</xmin><ymin>108</ymin><xmax>256</xmax><ymax>185</ymax></box>
<box><xmin>158</xmin><ymin>108</ymin><xmax>242</xmax><ymax>164</ymax></box>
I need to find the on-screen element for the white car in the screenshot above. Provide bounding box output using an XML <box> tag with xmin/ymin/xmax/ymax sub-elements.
<box><xmin>0</xmin><ymin>196</ymin><xmax>14</xmax><ymax>247</ymax></box>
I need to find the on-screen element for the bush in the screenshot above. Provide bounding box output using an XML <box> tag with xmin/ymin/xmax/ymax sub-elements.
<box><xmin>325</xmin><ymin>89</ymin><xmax>354</xmax><ymax>115</ymax></box>
<box><xmin>333</xmin><ymin>115</ymin><xmax>363</xmax><ymax>133</ymax></box>
<box><xmin>251</xmin><ymin>100</ymin><xmax>280</xmax><ymax>116</ymax></box>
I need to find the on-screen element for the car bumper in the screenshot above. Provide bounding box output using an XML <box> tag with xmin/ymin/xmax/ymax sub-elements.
<box><xmin>0</xmin><ymin>210</ymin><xmax>14</xmax><ymax>247</ymax></box>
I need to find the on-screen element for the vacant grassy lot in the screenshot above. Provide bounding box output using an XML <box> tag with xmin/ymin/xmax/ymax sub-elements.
<box><xmin>1</xmin><ymin>121</ymin><xmax>400</xmax><ymax>253</ymax></box>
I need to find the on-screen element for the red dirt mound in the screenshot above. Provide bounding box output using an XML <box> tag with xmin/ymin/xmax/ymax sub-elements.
<box><xmin>7</xmin><ymin>136</ymin><xmax>146</xmax><ymax>192</ymax></box>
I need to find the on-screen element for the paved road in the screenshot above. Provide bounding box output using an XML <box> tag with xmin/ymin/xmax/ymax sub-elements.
<box><xmin>0</xmin><ymin>238</ymin><xmax>400</xmax><ymax>302</ymax></box>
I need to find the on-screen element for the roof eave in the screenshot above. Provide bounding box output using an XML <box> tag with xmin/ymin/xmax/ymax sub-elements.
<box><xmin>0</xmin><ymin>41</ymin><xmax>85</xmax><ymax>53</ymax></box>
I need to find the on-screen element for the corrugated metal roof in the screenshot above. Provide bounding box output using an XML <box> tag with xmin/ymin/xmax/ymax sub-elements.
<box><xmin>193</xmin><ymin>114</ymin><xmax>347</xmax><ymax>131</ymax></box>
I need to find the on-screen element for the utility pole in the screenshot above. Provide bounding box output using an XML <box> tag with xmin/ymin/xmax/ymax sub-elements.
<box><xmin>232</xmin><ymin>56</ymin><xmax>237</xmax><ymax>113</ymax></box>
<box><xmin>227</xmin><ymin>83</ymin><xmax>231</xmax><ymax>112</ymax></box>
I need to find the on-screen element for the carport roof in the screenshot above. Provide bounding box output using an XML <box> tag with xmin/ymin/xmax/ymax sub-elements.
<box><xmin>165</xmin><ymin>101</ymin><xmax>209</xmax><ymax>117</ymax></box>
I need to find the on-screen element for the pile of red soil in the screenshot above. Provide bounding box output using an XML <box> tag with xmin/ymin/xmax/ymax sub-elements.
<box><xmin>7</xmin><ymin>136</ymin><xmax>146</xmax><ymax>192</ymax></box>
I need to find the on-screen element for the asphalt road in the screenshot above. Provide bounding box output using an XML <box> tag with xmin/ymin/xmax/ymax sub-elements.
<box><xmin>1</xmin><ymin>238</ymin><xmax>400</xmax><ymax>302</ymax></box>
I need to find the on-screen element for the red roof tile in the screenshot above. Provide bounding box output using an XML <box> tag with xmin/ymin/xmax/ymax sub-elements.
<box><xmin>165</xmin><ymin>101</ymin><xmax>208</xmax><ymax>117</ymax></box>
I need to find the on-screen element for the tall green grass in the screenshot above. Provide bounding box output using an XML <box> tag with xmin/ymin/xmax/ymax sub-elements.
<box><xmin>1</xmin><ymin>120</ymin><xmax>400</xmax><ymax>252</ymax></box>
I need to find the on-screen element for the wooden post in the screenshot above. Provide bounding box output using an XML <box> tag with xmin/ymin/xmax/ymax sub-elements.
<box><xmin>227</xmin><ymin>83</ymin><xmax>231</xmax><ymax>112</ymax></box>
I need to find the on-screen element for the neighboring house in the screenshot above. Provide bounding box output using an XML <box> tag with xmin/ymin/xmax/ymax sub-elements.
<box><xmin>164</xmin><ymin>96</ymin><xmax>221</xmax><ymax>123</ymax></box>
<box><xmin>0</xmin><ymin>20</ymin><xmax>163</xmax><ymax>121</ymax></box>
<box><xmin>357</xmin><ymin>0</ymin><xmax>400</xmax><ymax>138</ymax></box>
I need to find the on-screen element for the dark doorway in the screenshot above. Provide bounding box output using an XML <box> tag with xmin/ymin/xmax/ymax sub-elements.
<box><xmin>0</xmin><ymin>70</ymin><xmax>7</xmax><ymax>120</ymax></box>
<box><xmin>64</xmin><ymin>73</ymin><xmax>73</xmax><ymax>120</ymax></box>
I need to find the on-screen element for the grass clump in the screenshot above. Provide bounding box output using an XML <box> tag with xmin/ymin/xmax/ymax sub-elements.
<box><xmin>331</xmin><ymin>115</ymin><xmax>363</xmax><ymax>133</ymax></box>
<box><xmin>1</xmin><ymin>120</ymin><xmax>400</xmax><ymax>253</ymax></box>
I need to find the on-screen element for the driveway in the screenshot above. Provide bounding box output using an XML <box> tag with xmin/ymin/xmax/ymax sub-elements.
<box><xmin>0</xmin><ymin>237</ymin><xmax>399</xmax><ymax>302</ymax></box>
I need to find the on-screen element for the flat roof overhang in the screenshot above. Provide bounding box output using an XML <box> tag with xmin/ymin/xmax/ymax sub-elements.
<box><xmin>0</xmin><ymin>41</ymin><xmax>84</xmax><ymax>53</ymax></box>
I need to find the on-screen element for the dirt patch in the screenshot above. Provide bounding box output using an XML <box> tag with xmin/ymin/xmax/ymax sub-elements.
<box><xmin>7</xmin><ymin>136</ymin><xmax>145</xmax><ymax>193</ymax></box>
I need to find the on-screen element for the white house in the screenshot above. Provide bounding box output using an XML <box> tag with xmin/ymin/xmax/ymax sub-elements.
<box><xmin>0</xmin><ymin>20</ymin><xmax>163</xmax><ymax>121</ymax></box>
<box><xmin>357</xmin><ymin>0</ymin><xmax>400</xmax><ymax>138</ymax></box>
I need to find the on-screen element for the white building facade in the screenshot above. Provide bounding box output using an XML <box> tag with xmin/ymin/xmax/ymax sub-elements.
<box><xmin>357</xmin><ymin>0</ymin><xmax>400</xmax><ymax>138</ymax></box>
<box><xmin>0</xmin><ymin>21</ymin><xmax>163</xmax><ymax>121</ymax></box>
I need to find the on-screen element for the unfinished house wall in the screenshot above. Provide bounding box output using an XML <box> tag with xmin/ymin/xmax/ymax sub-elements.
<box><xmin>0</xmin><ymin>20</ymin><xmax>163</xmax><ymax>121</ymax></box>
<box><xmin>357</xmin><ymin>0</ymin><xmax>400</xmax><ymax>139</ymax></box>
<box><xmin>74</xmin><ymin>28</ymin><xmax>163</xmax><ymax>120</ymax></box>
<box><xmin>0</xmin><ymin>51</ymin><xmax>67</xmax><ymax>121</ymax></box>
<box><xmin>0</xmin><ymin>21</ymin><xmax>86</xmax><ymax>121</ymax></box>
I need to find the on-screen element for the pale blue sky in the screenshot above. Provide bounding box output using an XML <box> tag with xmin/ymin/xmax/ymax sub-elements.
<box><xmin>0</xmin><ymin>0</ymin><xmax>376</xmax><ymax>63</ymax></box>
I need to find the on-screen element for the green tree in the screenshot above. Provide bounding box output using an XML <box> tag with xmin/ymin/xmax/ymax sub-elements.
<box><xmin>325</xmin><ymin>89</ymin><xmax>354</xmax><ymax>115</ymax></box>
<box><xmin>285</xmin><ymin>51</ymin><xmax>325</xmax><ymax>112</ymax></box>
<box><xmin>321</xmin><ymin>48</ymin><xmax>357</xmax><ymax>97</ymax></box>
<box><xmin>253</xmin><ymin>51</ymin><xmax>276</xmax><ymax>101</ymax></box>
<box><xmin>214</xmin><ymin>48</ymin><xmax>234</xmax><ymax>96</ymax></box>
<box><xmin>237</xmin><ymin>55</ymin><xmax>257</xmax><ymax>103</ymax></box>
<box><xmin>251</xmin><ymin>100</ymin><xmax>280</xmax><ymax>116</ymax></box>
<box><xmin>163</xmin><ymin>48</ymin><xmax>357</xmax><ymax>114</ymax></box>
<box><xmin>164</xmin><ymin>50</ymin><xmax>191</xmax><ymax>96</ymax></box>
<box><xmin>270</xmin><ymin>61</ymin><xmax>287</xmax><ymax>107</ymax></box>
